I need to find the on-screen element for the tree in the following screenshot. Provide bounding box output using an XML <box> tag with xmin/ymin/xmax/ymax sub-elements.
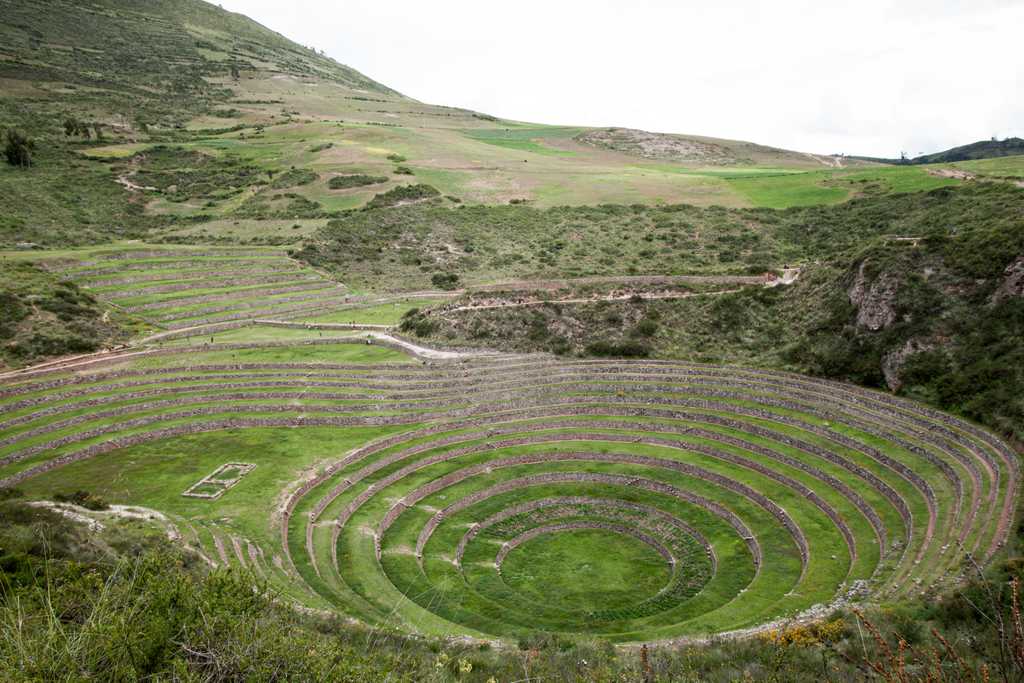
<box><xmin>3</xmin><ymin>129</ymin><xmax>35</xmax><ymax>168</ymax></box>
<box><xmin>63</xmin><ymin>117</ymin><xmax>98</xmax><ymax>140</ymax></box>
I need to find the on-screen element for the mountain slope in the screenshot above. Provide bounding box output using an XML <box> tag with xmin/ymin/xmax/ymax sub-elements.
<box><xmin>1</xmin><ymin>0</ymin><xmax>954</xmax><ymax>240</ymax></box>
<box><xmin>0</xmin><ymin>0</ymin><xmax>398</xmax><ymax>127</ymax></box>
<box><xmin>854</xmin><ymin>138</ymin><xmax>1024</xmax><ymax>165</ymax></box>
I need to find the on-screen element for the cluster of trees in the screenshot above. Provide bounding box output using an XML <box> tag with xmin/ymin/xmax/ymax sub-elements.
<box><xmin>63</xmin><ymin>116</ymin><xmax>104</xmax><ymax>140</ymax></box>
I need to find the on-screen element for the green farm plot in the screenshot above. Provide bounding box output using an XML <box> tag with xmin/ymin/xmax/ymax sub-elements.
<box><xmin>947</xmin><ymin>154</ymin><xmax>1024</xmax><ymax>178</ymax></box>
<box><xmin>2</xmin><ymin>347</ymin><xmax>1012</xmax><ymax>642</ymax></box>
<box><xmin>128</xmin><ymin>341</ymin><xmax>413</xmax><ymax>366</ymax></box>
<box><xmin>726</xmin><ymin>171</ymin><xmax>850</xmax><ymax>208</ymax></box>
<box><xmin>725</xmin><ymin>165</ymin><xmax>964</xmax><ymax>208</ymax></box>
<box><xmin>300</xmin><ymin>299</ymin><xmax>451</xmax><ymax>326</ymax></box>
<box><xmin>163</xmin><ymin>326</ymin><xmax>363</xmax><ymax>345</ymax></box>
<box><xmin>824</xmin><ymin>166</ymin><xmax>960</xmax><ymax>195</ymax></box>
<box><xmin>463</xmin><ymin>127</ymin><xmax>584</xmax><ymax>156</ymax></box>
<box><xmin>17</xmin><ymin>424</ymin><xmax>413</xmax><ymax>605</ymax></box>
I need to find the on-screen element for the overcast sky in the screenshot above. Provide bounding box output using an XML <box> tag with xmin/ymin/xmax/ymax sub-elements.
<box><xmin>218</xmin><ymin>0</ymin><xmax>1023</xmax><ymax>158</ymax></box>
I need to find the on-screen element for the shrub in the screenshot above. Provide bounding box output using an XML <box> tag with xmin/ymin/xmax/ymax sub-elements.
<box><xmin>394</xmin><ymin>165</ymin><xmax>414</xmax><ymax>175</ymax></box>
<box><xmin>3</xmin><ymin>129</ymin><xmax>35</xmax><ymax>167</ymax></box>
<box><xmin>585</xmin><ymin>340</ymin><xmax>650</xmax><ymax>357</ymax></box>
<box><xmin>630</xmin><ymin>318</ymin><xmax>659</xmax><ymax>337</ymax></box>
<box><xmin>365</xmin><ymin>184</ymin><xmax>441</xmax><ymax>209</ymax></box>
<box><xmin>431</xmin><ymin>272</ymin><xmax>460</xmax><ymax>290</ymax></box>
<box><xmin>269</xmin><ymin>167</ymin><xmax>318</xmax><ymax>189</ymax></box>
<box><xmin>53</xmin><ymin>490</ymin><xmax>109</xmax><ymax>511</ymax></box>
<box><xmin>399</xmin><ymin>309</ymin><xmax>438</xmax><ymax>337</ymax></box>
<box><xmin>328</xmin><ymin>174</ymin><xmax>387</xmax><ymax>190</ymax></box>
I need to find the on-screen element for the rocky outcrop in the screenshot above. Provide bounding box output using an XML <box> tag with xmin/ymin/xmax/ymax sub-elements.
<box><xmin>991</xmin><ymin>256</ymin><xmax>1024</xmax><ymax>304</ymax></box>
<box><xmin>882</xmin><ymin>338</ymin><xmax>935</xmax><ymax>391</ymax></box>
<box><xmin>848</xmin><ymin>261</ymin><xmax>898</xmax><ymax>331</ymax></box>
<box><xmin>575</xmin><ymin>128</ymin><xmax>738</xmax><ymax>164</ymax></box>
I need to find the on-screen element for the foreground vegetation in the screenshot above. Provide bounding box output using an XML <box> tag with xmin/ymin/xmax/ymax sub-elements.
<box><xmin>4</xmin><ymin>493</ymin><xmax>1024</xmax><ymax>681</ymax></box>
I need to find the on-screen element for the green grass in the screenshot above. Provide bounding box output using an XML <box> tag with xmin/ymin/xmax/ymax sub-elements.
<box><xmin>132</xmin><ymin>342</ymin><xmax>413</xmax><ymax>366</ymax></box>
<box><xmin>463</xmin><ymin>127</ymin><xmax>581</xmax><ymax>157</ymax></box>
<box><xmin>301</xmin><ymin>299</ymin><xmax>450</xmax><ymax>325</ymax></box>
<box><xmin>826</xmin><ymin>166</ymin><xmax>960</xmax><ymax>195</ymax></box>
<box><xmin>726</xmin><ymin>171</ymin><xmax>849</xmax><ymax>208</ymax></box>
<box><xmin>18</xmin><ymin>424</ymin><xmax>411</xmax><ymax>602</ymax></box>
<box><xmin>948</xmin><ymin>154</ymin><xmax>1024</xmax><ymax>178</ymax></box>
<box><xmin>498</xmin><ymin>529</ymin><xmax>671</xmax><ymax>612</ymax></box>
<box><xmin>164</xmin><ymin>326</ymin><xmax>362</xmax><ymax>345</ymax></box>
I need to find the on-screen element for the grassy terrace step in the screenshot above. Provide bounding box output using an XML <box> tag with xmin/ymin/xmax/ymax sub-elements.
<box><xmin>2</xmin><ymin>350</ymin><xmax>1014</xmax><ymax>642</ymax></box>
<box><xmin>44</xmin><ymin>246</ymin><xmax>347</xmax><ymax>331</ymax></box>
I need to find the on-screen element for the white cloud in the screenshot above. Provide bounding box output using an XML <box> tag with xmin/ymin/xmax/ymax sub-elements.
<box><xmin>218</xmin><ymin>0</ymin><xmax>1023</xmax><ymax>157</ymax></box>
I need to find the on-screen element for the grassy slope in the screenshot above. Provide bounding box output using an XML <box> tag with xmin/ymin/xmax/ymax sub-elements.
<box><xmin>2</xmin><ymin>0</ymin><xmax>958</xmax><ymax>259</ymax></box>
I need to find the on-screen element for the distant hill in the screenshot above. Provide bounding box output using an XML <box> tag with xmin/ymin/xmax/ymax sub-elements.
<box><xmin>854</xmin><ymin>138</ymin><xmax>1024</xmax><ymax>165</ymax></box>
<box><xmin>574</xmin><ymin>127</ymin><xmax>857</xmax><ymax>168</ymax></box>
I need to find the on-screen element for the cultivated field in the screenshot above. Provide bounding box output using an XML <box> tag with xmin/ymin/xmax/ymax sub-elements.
<box><xmin>1</xmin><ymin>340</ymin><xmax>1015</xmax><ymax>642</ymax></box>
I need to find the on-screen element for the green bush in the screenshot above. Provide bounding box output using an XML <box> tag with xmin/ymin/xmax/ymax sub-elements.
<box><xmin>585</xmin><ymin>340</ymin><xmax>650</xmax><ymax>357</ymax></box>
<box><xmin>328</xmin><ymin>174</ymin><xmax>387</xmax><ymax>189</ymax></box>
<box><xmin>270</xmin><ymin>167</ymin><xmax>318</xmax><ymax>189</ymax></box>
<box><xmin>431</xmin><ymin>272</ymin><xmax>460</xmax><ymax>290</ymax></box>
<box><xmin>53</xmin><ymin>490</ymin><xmax>109</xmax><ymax>511</ymax></box>
<box><xmin>3</xmin><ymin>129</ymin><xmax>35</xmax><ymax>167</ymax></box>
<box><xmin>365</xmin><ymin>184</ymin><xmax>441</xmax><ymax>209</ymax></box>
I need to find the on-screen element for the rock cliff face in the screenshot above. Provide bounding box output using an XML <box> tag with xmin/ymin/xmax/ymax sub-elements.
<box><xmin>848</xmin><ymin>261</ymin><xmax>898</xmax><ymax>331</ymax></box>
<box><xmin>991</xmin><ymin>256</ymin><xmax>1024</xmax><ymax>304</ymax></box>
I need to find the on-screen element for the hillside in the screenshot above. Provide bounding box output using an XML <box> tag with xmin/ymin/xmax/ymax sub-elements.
<box><xmin>2</xmin><ymin>0</ymin><xmax>994</xmax><ymax>255</ymax></box>
<box><xmin>575</xmin><ymin>127</ymin><xmax>847</xmax><ymax>167</ymax></box>
<box><xmin>0</xmin><ymin>0</ymin><xmax>399</xmax><ymax>127</ymax></box>
<box><xmin>398</xmin><ymin>182</ymin><xmax>1024</xmax><ymax>441</ymax></box>
<box><xmin>855</xmin><ymin>137</ymin><xmax>1024</xmax><ymax>165</ymax></box>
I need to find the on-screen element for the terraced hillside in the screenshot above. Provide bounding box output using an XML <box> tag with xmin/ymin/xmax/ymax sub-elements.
<box><xmin>39</xmin><ymin>246</ymin><xmax>353</xmax><ymax>337</ymax></box>
<box><xmin>1</xmin><ymin>340</ymin><xmax>1015</xmax><ymax>642</ymax></box>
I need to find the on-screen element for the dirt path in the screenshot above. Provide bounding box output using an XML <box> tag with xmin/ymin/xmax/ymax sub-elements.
<box><xmin>364</xmin><ymin>332</ymin><xmax>496</xmax><ymax>359</ymax></box>
<box><xmin>116</xmin><ymin>174</ymin><xmax>157</xmax><ymax>192</ymax></box>
<box><xmin>804</xmin><ymin>153</ymin><xmax>844</xmax><ymax>168</ymax></box>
